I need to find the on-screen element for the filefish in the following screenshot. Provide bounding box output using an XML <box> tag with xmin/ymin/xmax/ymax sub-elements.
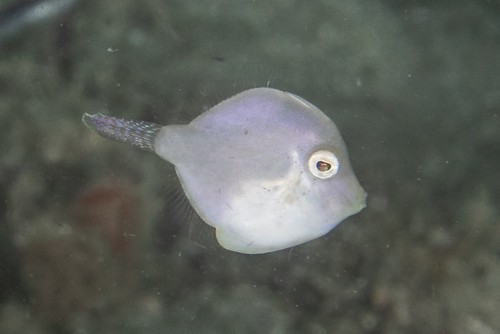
<box><xmin>82</xmin><ymin>87</ymin><xmax>366</xmax><ymax>254</ymax></box>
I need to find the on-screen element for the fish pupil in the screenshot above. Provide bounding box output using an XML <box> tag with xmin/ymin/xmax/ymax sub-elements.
<box><xmin>316</xmin><ymin>161</ymin><xmax>331</xmax><ymax>172</ymax></box>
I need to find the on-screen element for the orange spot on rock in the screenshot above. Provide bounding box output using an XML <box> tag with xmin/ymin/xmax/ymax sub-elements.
<box><xmin>72</xmin><ymin>181</ymin><xmax>140</xmax><ymax>255</ymax></box>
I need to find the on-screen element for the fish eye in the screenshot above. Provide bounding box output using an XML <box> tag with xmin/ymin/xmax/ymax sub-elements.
<box><xmin>308</xmin><ymin>150</ymin><xmax>339</xmax><ymax>179</ymax></box>
<box><xmin>316</xmin><ymin>160</ymin><xmax>331</xmax><ymax>172</ymax></box>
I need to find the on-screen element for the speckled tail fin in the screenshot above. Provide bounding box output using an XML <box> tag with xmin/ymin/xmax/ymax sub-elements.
<box><xmin>82</xmin><ymin>113</ymin><xmax>162</xmax><ymax>152</ymax></box>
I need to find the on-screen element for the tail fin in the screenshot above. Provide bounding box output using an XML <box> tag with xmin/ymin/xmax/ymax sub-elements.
<box><xmin>82</xmin><ymin>113</ymin><xmax>162</xmax><ymax>152</ymax></box>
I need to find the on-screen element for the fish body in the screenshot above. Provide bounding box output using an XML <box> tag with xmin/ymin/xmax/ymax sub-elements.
<box><xmin>83</xmin><ymin>88</ymin><xmax>366</xmax><ymax>254</ymax></box>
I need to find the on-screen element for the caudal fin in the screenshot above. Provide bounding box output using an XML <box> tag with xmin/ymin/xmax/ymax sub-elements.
<box><xmin>82</xmin><ymin>113</ymin><xmax>162</xmax><ymax>152</ymax></box>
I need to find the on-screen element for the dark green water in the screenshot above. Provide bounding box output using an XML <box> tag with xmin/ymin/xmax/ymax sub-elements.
<box><xmin>0</xmin><ymin>0</ymin><xmax>498</xmax><ymax>333</ymax></box>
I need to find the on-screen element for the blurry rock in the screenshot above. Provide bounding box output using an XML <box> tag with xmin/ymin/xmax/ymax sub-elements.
<box><xmin>0</xmin><ymin>301</ymin><xmax>46</xmax><ymax>334</ymax></box>
<box><xmin>20</xmin><ymin>228</ymin><xmax>115</xmax><ymax>328</ymax></box>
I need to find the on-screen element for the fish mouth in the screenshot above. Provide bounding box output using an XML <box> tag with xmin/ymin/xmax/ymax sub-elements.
<box><xmin>330</xmin><ymin>177</ymin><xmax>367</xmax><ymax>216</ymax></box>
<box><xmin>348</xmin><ymin>182</ymin><xmax>367</xmax><ymax>213</ymax></box>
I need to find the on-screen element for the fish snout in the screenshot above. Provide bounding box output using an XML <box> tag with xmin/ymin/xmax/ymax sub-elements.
<box><xmin>331</xmin><ymin>176</ymin><xmax>367</xmax><ymax>217</ymax></box>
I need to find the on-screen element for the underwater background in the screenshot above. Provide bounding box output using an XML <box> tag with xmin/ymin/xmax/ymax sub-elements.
<box><xmin>0</xmin><ymin>0</ymin><xmax>499</xmax><ymax>333</ymax></box>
